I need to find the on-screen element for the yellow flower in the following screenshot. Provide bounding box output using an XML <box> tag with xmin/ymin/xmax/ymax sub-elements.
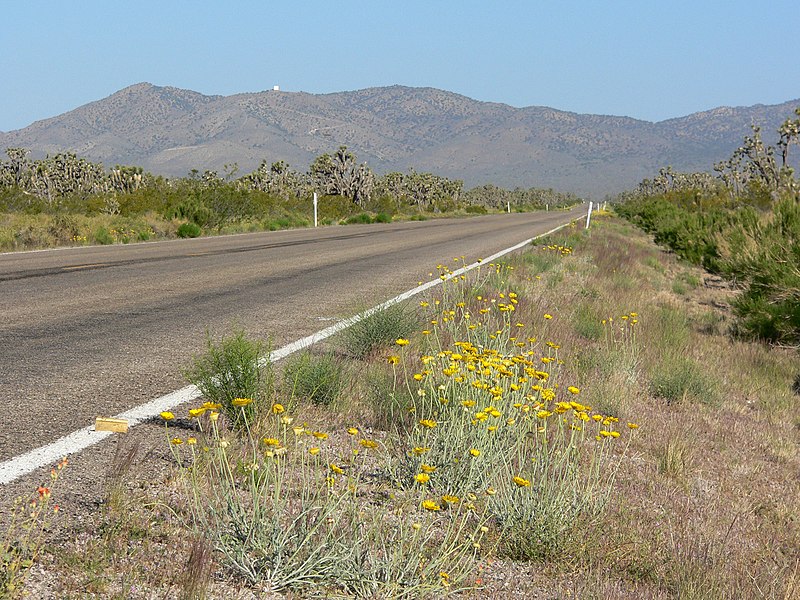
<box><xmin>469</xmin><ymin>448</ymin><xmax>480</xmax><ymax>457</ymax></box>
<box><xmin>415</xmin><ymin>473</ymin><xmax>431</xmax><ymax>484</ymax></box>
<box><xmin>544</xmin><ymin>314</ymin><xmax>553</xmax><ymax>320</ymax></box>
<box><xmin>486</xmin><ymin>486</ymin><xmax>497</xmax><ymax>496</ymax></box>
<box><xmin>360</xmin><ymin>439</ymin><xmax>378</xmax><ymax>449</ymax></box>
<box><xmin>567</xmin><ymin>386</ymin><xmax>580</xmax><ymax>395</ymax></box>
<box><xmin>412</xmin><ymin>522</ymin><xmax>422</xmax><ymax>530</ymax></box>
<box><xmin>187</xmin><ymin>437</ymin><xmax>197</xmax><ymax>445</ymax></box>
<box><xmin>627</xmin><ymin>422</ymin><xmax>640</xmax><ymax>429</ymax></box>
<box><xmin>309</xmin><ymin>447</ymin><xmax>321</xmax><ymax>455</ymax></box>
<box><xmin>160</xmin><ymin>411</ymin><xmax>175</xmax><ymax>421</ymax></box>
<box><xmin>441</xmin><ymin>494</ymin><xmax>460</xmax><ymax>505</ymax></box>
<box><xmin>281</xmin><ymin>415</ymin><xmax>294</xmax><ymax>425</ymax></box>
<box><xmin>262</xmin><ymin>437</ymin><xmax>281</xmax><ymax>446</ymax></box>
<box><xmin>188</xmin><ymin>408</ymin><xmax>206</xmax><ymax>418</ymax></box>
<box><xmin>387</xmin><ymin>355</ymin><xmax>400</xmax><ymax>365</ymax></box>
<box><xmin>171</xmin><ymin>437</ymin><xmax>183</xmax><ymax>445</ymax></box>
<box><xmin>610</xmin><ymin>431</ymin><xmax>621</xmax><ymax>438</ymax></box>
<box><xmin>312</xmin><ymin>431</ymin><xmax>329</xmax><ymax>440</ymax></box>
<box><xmin>536</xmin><ymin>410</ymin><xmax>552</xmax><ymax>419</ymax></box>
<box><xmin>232</xmin><ymin>397</ymin><xmax>253</xmax><ymax>407</ymax></box>
<box><xmin>420</xmin><ymin>463</ymin><xmax>437</xmax><ymax>473</ymax></box>
<box><xmin>330</xmin><ymin>463</ymin><xmax>344</xmax><ymax>474</ymax></box>
<box><xmin>271</xmin><ymin>403</ymin><xmax>285</xmax><ymax>414</ymax></box>
<box><xmin>422</xmin><ymin>499</ymin><xmax>441</xmax><ymax>511</ymax></box>
<box><xmin>412</xmin><ymin>446</ymin><xmax>430</xmax><ymax>455</ymax></box>
<box><xmin>201</xmin><ymin>401</ymin><xmax>222</xmax><ymax>410</ymax></box>
<box><xmin>395</xmin><ymin>338</ymin><xmax>410</xmax><ymax>346</ymax></box>
<box><xmin>347</xmin><ymin>427</ymin><xmax>359</xmax><ymax>435</ymax></box>
<box><xmin>419</xmin><ymin>419</ymin><xmax>437</xmax><ymax>428</ymax></box>
<box><xmin>513</xmin><ymin>475</ymin><xmax>531</xmax><ymax>487</ymax></box>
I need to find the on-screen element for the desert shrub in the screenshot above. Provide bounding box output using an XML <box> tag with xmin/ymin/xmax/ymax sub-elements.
<box><xmin>183</xmin><ymin>330</ymin><xmax>271</xmax><ymax>428</ymax></box>
<box><xmin>573</xmin><ymin>303</ymin><xmax>604</xmax><ymax>340</ymax></box>
<box><xmin>343</xmin><ymin>212</ymin><xmax>373</xmax><ymax>225</ymax></box>
<box><xmin>374</xmin><ymin>212</ymin><xmax>392</xmax><ymax>223</ymax></box>
<box><xmin>283</xmin><ymin>351</ymin><xmax>344</xmax><ymax>406</ymax></box>
<box><xmin>176</xmin><ymin>222</ymin><xmax>202</xmax><ymax>238</ymax></box>
<box><xmin>649</xmin><ymin>355</ymin><xmax>716</xmax><ymax>404</ymax></box>
<box><xmin>93</xmin><ymin>226</ymin><xmax>114</xmax><ymax>245</ymax></box>
<box><xmin>340</xmin><ymin>304</ymin><xmax>420</xmax><ymax>359</ymax></box>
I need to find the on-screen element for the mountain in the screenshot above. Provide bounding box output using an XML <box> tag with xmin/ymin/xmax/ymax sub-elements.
<box><xmin>1</xmin><ymin>83</ymin><xmax>797</xmax><ymax>198</ymax></box>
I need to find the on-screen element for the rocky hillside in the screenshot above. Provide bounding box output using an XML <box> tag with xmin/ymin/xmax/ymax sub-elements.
<box><xmin>1</xmin><ymin>83</ymin><xmax>797</xmax><ymax>197</ymax></box>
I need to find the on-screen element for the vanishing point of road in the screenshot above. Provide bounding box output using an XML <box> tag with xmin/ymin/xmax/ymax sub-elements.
<box><xmin>0</xmin><ymin>209</ymin><xmax>582</xmax><ymax>461</ymax></box>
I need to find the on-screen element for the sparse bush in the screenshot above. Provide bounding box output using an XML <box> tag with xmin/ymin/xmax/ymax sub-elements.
<box><xmin>183</xmin><ymin>330</ymin><xmax>271</xmax><ymax>428</ymax></box>
<box><xmin>573</xmin><ymin>303</ymin><xmax>604</xmax><ymax>340</ymax></box>
<box><xmin>341</xmin><ymin>304</ymin><xmax>420</xmax><ymax>359</ymax></box>
<box><xmin>93</xmin><ymin>226</ymin><xmax>114</xmax><ymax>245</ymax></box>
<box><xmin>283</xmin><ymin>351</ymin><xmax>344</xmax><ymax>406</ymax></box>
<box><xmin>649</xmin><ymin>355</ymin><xmax>715</xmax><ymax>404</ymax></box>
<box><xmin>374</xmin><ymin>212</ymin><xmax>392</xmax><ymax>223</ymax></box>
<box><xmin>343</xmin><ymin>212</ymin><xmax>373</xmax><ymax>225</ymax></box>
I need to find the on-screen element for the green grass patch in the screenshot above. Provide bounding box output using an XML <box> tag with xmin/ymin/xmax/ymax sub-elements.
<box><xmin>283</xmin><ymin>351</ymin><xmax>345</xmax><ymax>406</ymax></box>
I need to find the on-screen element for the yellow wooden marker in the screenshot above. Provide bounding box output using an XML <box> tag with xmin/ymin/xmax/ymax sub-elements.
<box><xmin>95</xmin><ymin>417</ymin><xmax>129</xmax><ymax>433</ymax></box>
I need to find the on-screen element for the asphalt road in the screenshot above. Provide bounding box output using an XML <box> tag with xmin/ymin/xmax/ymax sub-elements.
<box><xmin>0</xmin><ymin>209</ymin><xmax>583</xmax><ymax>460</ymax></box>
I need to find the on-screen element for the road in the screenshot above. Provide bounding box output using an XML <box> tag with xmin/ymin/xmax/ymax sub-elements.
<box><xmin>0</xmin><ymin>210</ymin><xmax>582</xmax><ymax>460</ymax></box>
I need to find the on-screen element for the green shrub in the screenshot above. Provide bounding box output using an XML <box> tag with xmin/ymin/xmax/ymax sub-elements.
<box><xmin>374</xmin><ymin>212</ymin><xmax>392</xmax><ymax>223</ymax></box>
<box><xmin>649</xmin><ymin>355</ymin><xmax>716</xmax><ymax>404</ymax></box>
<box><xmin>573</xmin><ymin>303</ymin><xmax>604</xmax><ymax>340</ymax></box>
<box><xmin>183</xmin><ymin>330</ymin><xmax>271</xmax><ymax>428</ymax></box>
<box><xmin>177</xmin><ymin>222</ymin><xmax>202</xmax><ymax>238</ymax></box>
<box><xmin>93</xmin><ymin>226</ymin><xmax>114</xmax><ymax>245</ymax></box>
<box><xmin>283</xmin><ymin>351</ymin><xmax>344</xmax><ymax>406</ymax></box>
<box><xmin>344</xmin><ymin>213</ymin><xmax>373</xmax><ymax>225</ymax></box>
<box><xmin>341</xmin><ymin>304</ymin><xmax>419</xmax><ymax>359</ymax></box>
<box><xmin>465</xmin><ymin>205</ymin><xmax>488</xmax><ymax>214</ymax></box>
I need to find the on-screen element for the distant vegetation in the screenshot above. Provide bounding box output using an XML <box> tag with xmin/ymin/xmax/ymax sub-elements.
<box><xmin>0</xmin><ymin>145</ymin><xmax>579</xmax><ymax>251</ymax></box>
<box><xmin>615</xmin><ymin>107</ymin><xmax>800</xmax><ymax>345</ymax></box>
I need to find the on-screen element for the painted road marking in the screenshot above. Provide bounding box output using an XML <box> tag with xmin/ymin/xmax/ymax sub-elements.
<box><xmin>0</xmin><ymin>219</ymin><xmax>576</xmax><ymax>485</ymax></box>
<box><xmin>62</xmin><ymin>263</ymin><xmax>108</xmax><ymax>271</ymax></box>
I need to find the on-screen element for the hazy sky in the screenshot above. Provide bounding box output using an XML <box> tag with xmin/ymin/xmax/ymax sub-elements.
<box><xmin>2</xmin><ymin>1</ymin><xmax>798</xmax><ymax>132</ymax></box>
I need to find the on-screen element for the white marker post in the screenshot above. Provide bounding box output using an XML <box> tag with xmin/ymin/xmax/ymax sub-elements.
<box><xmin>313</xmin><ymin>192</ymin><xmax>318</xmax><ymax>227</ymax></box>
<box><xmin>586</xmin><ymin>201</ymin><xmax>593</xmax><ymax>229</ymax></box>
<box><xmin>507</xmin><ymin>201</ymin><xmax>511</xmax><ymax>214</ymax></box>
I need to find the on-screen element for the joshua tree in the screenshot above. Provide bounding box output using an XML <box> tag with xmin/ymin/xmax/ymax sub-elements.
<box><xmin>310</xmin><ymin>146</ymin><xmax>374</xmax><ymax>206</ymax></box>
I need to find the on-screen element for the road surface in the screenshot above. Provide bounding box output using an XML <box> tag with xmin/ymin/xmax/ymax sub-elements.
<box><xmin>0</xmin><ymin>210</ymin><xmax>582</xmax><ymax>460</ymax></box>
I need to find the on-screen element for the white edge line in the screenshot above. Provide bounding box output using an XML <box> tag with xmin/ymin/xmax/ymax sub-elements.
<box><xmin>0</xmin><ymin>219</ymin><xmax>575</xmax><ymax>485</ymax></box>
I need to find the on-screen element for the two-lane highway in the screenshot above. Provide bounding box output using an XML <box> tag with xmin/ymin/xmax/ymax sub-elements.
<box><xmin>0</xmin><ymin>209</ymin><xmax>582</xmax><ymax>460</ymax></box>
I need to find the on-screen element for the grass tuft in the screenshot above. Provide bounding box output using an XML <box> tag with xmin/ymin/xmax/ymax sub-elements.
<box><xmin>340</xmin><ymin>303</ymin><xmax>420</xmax><ymax>359</ymax></box>
<box><xmin>283</xmin><ymin>351</ymin><xmax>344</xmax><ymax>406</ymax></box>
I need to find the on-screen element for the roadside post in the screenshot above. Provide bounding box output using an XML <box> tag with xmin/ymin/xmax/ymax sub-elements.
<box><xmin>586</xmin><ymin>201</ymin><xmax>593</xmax><ymax>229</ymax></box>
<box><xmin>313</xmin><ymin>192</ymin><xmax>318</xmax><ymax>227</ymax></box>
<box><xmin>507</xmin><ymin>201</ymin><xmax>511</xmax><ymax>214</ymax></box>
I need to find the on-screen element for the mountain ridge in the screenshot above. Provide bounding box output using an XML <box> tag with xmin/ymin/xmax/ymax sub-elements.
<box><xmin>2</xmin><ymin>82</ymin><xmax>798</xmax><ymax>198</ymax></box>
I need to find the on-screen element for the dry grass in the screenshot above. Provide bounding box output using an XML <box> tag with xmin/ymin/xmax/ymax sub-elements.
<box><xmin>7</xmin><ymin>214</ymin><xmax>798</xmax><ymax>599</ymax></box>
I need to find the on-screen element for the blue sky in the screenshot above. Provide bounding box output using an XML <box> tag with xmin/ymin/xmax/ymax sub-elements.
<box><xmin>2</xmin><ymin>1</ymin><xmax>798</xmax><ymax>132</ymax></box>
